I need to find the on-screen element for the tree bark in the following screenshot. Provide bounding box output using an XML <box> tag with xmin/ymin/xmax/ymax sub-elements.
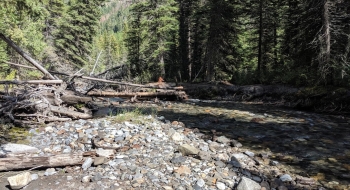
<box><xmin>0</xmin><ymin>33</ymin><xmax>56</xmax><ymax>80</ymax></box>
<box><xmin>0</xmin><ymin>153</ymin><xmax>84</xmax><ymax>171</ymax></box>
<box><xmin>257</xmin><ymin>0</ymin><xmax>263</xmax><ymax>75</ymax></box>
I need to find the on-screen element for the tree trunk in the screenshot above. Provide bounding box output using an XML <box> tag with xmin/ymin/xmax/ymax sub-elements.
<box><xmin>257</xmin><ymin>0</ymin><xmax>263</xmax><ymax>75</ymax></box>
<box><xmin>0</xmin><ymin>153</ymin><xmax>84</xmax><ymax>171</ymax></box>
<box><xmin>0</xmin><ymin>33</ymin><xmax>56</xmax><ymax>80</ymax></box>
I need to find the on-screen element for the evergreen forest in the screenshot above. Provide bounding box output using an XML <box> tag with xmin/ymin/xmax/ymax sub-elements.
<box><xmin>1</xmin><ymin>0</ymin><xmax>350</xmax><ymax>87</ymax></box>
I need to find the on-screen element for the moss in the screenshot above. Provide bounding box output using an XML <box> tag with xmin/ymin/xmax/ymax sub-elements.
<box><xmin>7</xmin><ymin>126</ymin><xmax>32</xmax><ymax>144</ymax></box>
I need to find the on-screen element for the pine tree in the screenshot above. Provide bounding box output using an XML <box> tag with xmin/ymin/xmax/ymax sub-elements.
<box><xmin>54</xmin><ymin>0</ymin><xmax>105</xmax><ymax>68</ymax></box>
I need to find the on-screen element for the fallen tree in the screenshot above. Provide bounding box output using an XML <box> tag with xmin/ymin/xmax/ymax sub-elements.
<box><xmin>0</xmin><ymin>33</ymin><xmax>188</xmax><ymax>125</ymax></box>
<box><xmin>0</xmin><ymin>153</ymin><xmax>85</xmax><ymax>171</ymax></box>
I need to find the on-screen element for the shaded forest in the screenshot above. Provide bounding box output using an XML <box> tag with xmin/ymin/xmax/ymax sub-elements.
<box><xmin>0</xmin><ymin>0</ymin><xmax>350</xmax><ymax>87</ymax></box>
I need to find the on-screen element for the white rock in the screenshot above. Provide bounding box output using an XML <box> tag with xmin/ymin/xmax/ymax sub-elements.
<box><xmin>216</xmin><ymin>182</ymin><xmax>226</xmax><ymax>190</ymax></box>
<box><xmin>7</xmin><ymin>172</ymin><xmax>32</xmax><ymax>189</ymax></box>
<box><xmin>171</xmin><ymin>132</ymin><xmax>184</xmax><ymax>141</ymax></box>
<box><xmin>44</xmin><ymin>168</ymin><xmax>56</xmax><ymax>176</ymax></box>
<box><xmin>237</xmin><ymin>177</ymin><xmax>261</xmax><ymax>190</ymax></box>
<box><xmin>196</xmin><ymin>178</ymin><xmax>205</xmax><ymax>187</ymax></box>
<box><xmin>96</xmin><ymin>148</ymin><xmax>115</xmax><ymax>157</ymax></box>
<box><xmin>82</xmin><ymin>176</ymin><xmax>91</xmax><ymax>183</ymax></box>
<box><xmin>1</xmin><ymin>143</ymin><xmax>39</xmax><ymax>154</ymax></box>
<box><xmin>45</xmin><ymin>126</ymin><xmax>54</xmax><ymax>133</ymax></box>
<box><xmin>162</xmin><ymin>186</ymin><xmax>173</xmax><ymax>190</ymax></box>
<box><xmin>82</xmin><ymin>158</ymin><xmax>93</xmax><ymax>170</ymax></box>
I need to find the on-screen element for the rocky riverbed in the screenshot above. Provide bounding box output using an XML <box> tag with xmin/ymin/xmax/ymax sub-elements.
<box><xmin>0</xmin><ymin>100</ymin><xmax>349</xmax><ymax>190</ymax></box>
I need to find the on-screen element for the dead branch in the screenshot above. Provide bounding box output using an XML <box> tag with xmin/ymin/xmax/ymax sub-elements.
<box><xmin>0</xmin><ymin>80</ymin><xmax>63</xmax><ymax>85</ymax></box>
<box><xmin>0</xmin><ymin>33</ymin><xmax>56</xmax><ymax>80</ymax></box>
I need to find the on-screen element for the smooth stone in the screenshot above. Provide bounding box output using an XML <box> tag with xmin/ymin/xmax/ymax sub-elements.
<box><xmin>82</xmin><ymin>176</ymin><xmax>91</xmax><ymax>183</ymax></box>
<box><xmin>215</xmin><ymin>161</ymin><xmax>226</xmax><ymax>167</ymax></box>
<box><xmin>171</xmin><ymin>132</ymin><xmax>184</xmax><ymax>141</ymax></box>
<box><xmin>94</xmin><ymin>156</ymin><xmax>107</xmax><ymax>165</ymax></box>
<box><xmin>96</xmin><ymin>148</ymin><xmax>115</xmax><ymax>157</ymax></box>
<box><xmin>178</xmin><ymin>144</ymin><xmax>200</xmax><ymax>156</ymax></box>
<box><xmin>199</xmin><ymin>151</ymin><xmax>211</xmax><ymax>160</ymax></box>
<box><xmin>231</xmin><ymin>140</ymin><xmax>242</xmax><ymax>148</ymax></box>
<box><xmin>252</xmin><ymin>175</ymin><xmax>262</xmax><ymax>182</ymax></box>
<box><xmin>237</xmin><ymin>177</ymin><xmax>261</xmax><ymax>190</ymax></box>
<box><xmin>279</xmin><ymin>174</ymin><xmax>293</xmax><ymax>182</ymax></box>
<box><xmin>216</xmin><ymin>182</ymin><xmax>226</xmax><ymax>190</ymax></box>
<box><xmin>270</xmin><ymin>160</ymin><xmax>279</xmax><ymax>166</ymax></box>
<box><xmin>216</xmin><ymin>136</ymin><xmax>231</xmax><ymax>144</ymax></box>
<box><xmin>45</xmin><ymin>126</ymin><xmax>54</xmax><ymax>133</ymax></box>
<box><xmin>196</xmin><ymin>178</ymin><xmax>205</xmax><ymax>187</ymax></box>
<box><xmin>67</xmin><ymin>176</ymin><xmax>73</xmax><ymax>181</ymax></box>
<box><xmin>44</xmin><ymin>168</ymin><xmax>56</xmax><ymax>176</ymax></box>
<box><xmin>7</xmin><ymin>172</ymin><xmax>32</xmax><ymax>190</ymax></box>
<box><xmin>82</xmin><ymin>158</ymin><xmax>93</xmax><ymax>170</ymax></box>
<box><xmin>1</xmin><ymin>143</ymin><xmax>39</xmax><ymax>154</ymax></box>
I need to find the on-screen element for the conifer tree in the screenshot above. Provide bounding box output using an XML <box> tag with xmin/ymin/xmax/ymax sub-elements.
<box><xmin>54</xmin><ymin>0</ymin><xmax>105</xmax><ymax>68</ymax></box>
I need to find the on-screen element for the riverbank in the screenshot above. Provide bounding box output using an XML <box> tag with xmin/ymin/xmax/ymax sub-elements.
<box><xmin>1</xmin><ymin>101</ymin><xmax>350</xmax><ymax>189</ymax></box>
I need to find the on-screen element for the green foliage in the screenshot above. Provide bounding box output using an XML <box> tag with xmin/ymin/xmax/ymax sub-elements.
<box><xmin>54</xmin><ymin>0</ymin><xmax>105</xmax><ymax>68</ymax></box>
<box><xmin>126</xmin><ymin>0</ymin><xmax>179</xmax><ymax>82</ymax></box>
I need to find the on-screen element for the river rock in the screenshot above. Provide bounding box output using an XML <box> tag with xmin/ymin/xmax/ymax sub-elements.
<box><xmin>96</xmin><ymin>148</ymin><xmax>115</xmax><ymax>157</ymax></box>
<box><xmin>82</xmin><ymin>158</ymin><xmax>94</xmax><ymax>170</ymax></box>
<box><xmin>237</xmin><ymin>177</ymin><xmax>261</xmax><ymax>190</ymax></box>
<box><xmin>216</xmin><ymin>182</ymin><xmax>226</xmax><ymax>190</ymax></box>
<box><xmin>171</xmin><ymin>132</ymin><xmax>184</xmax><ymax>141</ymax></box>
<box><xmin>178</xmin><ymin>144</ymin><xmax>199</xmax><ymax>156</ymax></box>
<box><xmin>279</xmin><ymin>174</ymin><xmax>293</xmax><ymax>182</ymax></box>
<box><xmin>1</xmin><ymin>143</ymin><xmax>39</xmax><ymax>154</ymax></box>
<box><xmin>231</xmin><ymin>140</ymin><xmax>243</xmax><ymax>148</ymax></box>
<box><xmin>216</xmin><ymin>136</ymin><xmax>231</xmax><ymax>144</ymax></box>
<box><xmin>7</xmin><ymin>172</ymin><xmax>32</xmax><ymax>190</ymax></box>
<box><xmin>94</xmin><ymin>156</ymin><xmax>107</xmax><ymax>165</ymax></box>
<box><xmin>44</xmin><ymin>168</ymin><xmax>56</xmax><ymax>176</ymax></box>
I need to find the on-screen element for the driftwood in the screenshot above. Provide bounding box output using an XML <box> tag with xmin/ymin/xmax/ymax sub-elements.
<box><xmin>0</xmin><ymin>153</ymin><xmax>85</xmax><ymax>171</ymax></box>
<box><xmin>0</xmin><ymin>35</ymin><xmax>187</xmax><ymax>124</ymax></box>
<box><xmin>87</xmin><ymin>89</ymin><xmax>188</xmax><ymax>100</ymax></box>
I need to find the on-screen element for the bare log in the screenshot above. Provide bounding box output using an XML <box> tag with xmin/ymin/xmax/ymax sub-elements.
<box><xmin>3</xmin><ymin>61</ymin><xmax>36</xmax><ymax>69</ymax></box>
<box><xmin>0</xmin><ymin>153</ymin><xmax>84</xmax><ymax>171</ymax></box>
<box><xmin>50</xmin><ymin>105</ymin><xmax>92</xmax><ymax>119</ymax></box>
<box><xmin>0</xmin><ymin>80</ymin><xmax>63</xmax><ymax>85</ymax></box>
<box><xmin>0</xmin><ymin>33</ymin><xmax>56</xmax><ymax>80</ymax></box>
<box><xmin>80</xmin><ymin>76</ymin><xmax>183</xmax><ymax>90</ymax></box>
<box><xmin>87</xmin><ymin>89</ymin><xmax>188</xmax><ymax>100</ymax></box>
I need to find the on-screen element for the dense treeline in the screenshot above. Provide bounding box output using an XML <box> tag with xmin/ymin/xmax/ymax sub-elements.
<box><xmin>0</xmin><ymin>0</ymin><xmax>349</xmax><ymax>87</ymax></box>
<box><xmin>126</xmin><ymin>0</ymin><xmax>350</xmax><ymax>86</ymax></box>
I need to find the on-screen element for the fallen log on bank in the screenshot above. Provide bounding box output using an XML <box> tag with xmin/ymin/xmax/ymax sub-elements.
<box><xmin>87</xmin><ymin>89</ymin><xmax>188</xmax><ymax>100</ymax></box>
<box><xmin>0</xmin><ymin>153</ymin><xmax>85</xmax><ymax>171</ymax></box>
